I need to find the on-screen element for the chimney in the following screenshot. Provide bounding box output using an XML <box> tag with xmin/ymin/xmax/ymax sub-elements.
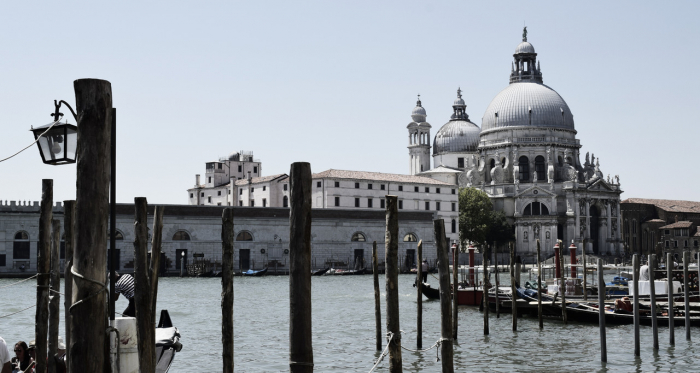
<box><xmin>196</xmin><ymin>174</ymin><xmax>200</xmax><ymax>186</ymax></box>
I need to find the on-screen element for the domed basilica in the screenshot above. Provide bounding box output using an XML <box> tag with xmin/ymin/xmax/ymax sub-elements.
<box><xmin>410</xmin><ymin>29</ymin><xmax>624</xmax><ymax>258</ymax></box>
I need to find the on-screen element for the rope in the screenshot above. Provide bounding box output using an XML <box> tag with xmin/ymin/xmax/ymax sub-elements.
<box><xmin>0</xmin><ymin>304</ymin><xmax>35</xmax><ymax>319</ymax></box>
<box><xmin>69</xmin><ymin>265</ymin><xmax>107</xmax><ymax>313</ymax></box>
<box><xmin>0</xmin><ymin>274</ymin><xmax>39</xmax><ymax>289</ymax></box>
<box><xmin>368</xmin><ymin>332</ymin><xmax>394</xmax><ymax>373</ymax></box>
<box><xmin>0</xmin><ymin>120</ymin><xmax>60</xmax><ymax>163</ymax></box>
<box><xmin>106</xmin><ymin>326</ymin><xmax>120</xmax><ymax>371</ymax></box>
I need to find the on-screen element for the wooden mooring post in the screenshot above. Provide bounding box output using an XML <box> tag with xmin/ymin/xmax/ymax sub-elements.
<box><xmin>558</xmin><ymin>241</ymin><xmax>567</xmax><ymax>324</ymax></box>
<box><xmin>510</xmin><ymin>242</ymin><xmax>517</xmax><ymax>332</ymax></box>
<box><xmin>221</xmin><ymin>208</ymin><xmax>234</xmax><ymax>372</ymax></box>
<box><xmin>482</xmin><ymin>245</ymin><xmax>489</xmax><ymax>335</ymax></box>
<box><xmin>373</xmin><ymin>241</ymin><xmax>381</xmax><ymax>351</ymax></box>
<box><xmin>649</xmin><ymin>254</ymin><xmax>658</xmax><ymax>350</ymax></box>
<box><xmin>597</xmin><ymin>258</ymin><xmax>607</xmax><ymax>363</ymax></box>
<box><xmin>48</xmin><ymin>218</ymin><xmax>61</xmax><ymax>373</ymax></box>
<box><xmin>667</xmin><ymin>252</ymin><xmax>675</xmax><ymax>345</ymax></box>
<box><xmin>434</xmin><ymin>219</ymin><xmax>454</xmax><ymax>373</ymax></box>
<box><xmin>537</xmin><ymin>240</ymin><xmax>543</xmax><ymax>329</ymax></box>
<box><xmin>289</xmin><ymin>162</ymin><xmax>314</xmax><ymax>373</ymax></box>
<box><xmin>494</xmin><ymin>243</ymin><xmax>499</xmax><ymax>319</ymax></box>
<box><xmin>416</xmin><ymin>240</ymin><xmax>423</xmax><ymax>349</ymax></box>
<box><xmin>683</xmin><ymin>251</ymin><xmax>691</xmax><ymax>341</ymax></box>
<box><xmin>582</xmin><ymin>239</ymin><xmax>587</xmax><ymax>301</ymax></box>
<box><xmin>452</xmin><ymin>243</ymin><xmax>458</xmax><ymax>340</ymax></box>
<box><xmin>69</xmin><ymin>78</ymin><xmax>112</xmax><ymax>373</ymax></box>
<box><xmin>632</xmin><ymin>254</ymin><xmax>640</xmax><ymax>357</ymax></box>
<box><xmin>63</xmin><ymin>200</ymin><xmax>76</xmax><ymax>372</ymax></box>
<box><xmin>36</xmin><ymin>179</ymin><xmax>52</xmax><ymax>373</ymax></box>
<box><xmin>385</xmin><ymin>195</ymin><xmax>402</xmax><ymax>373</ymax></box>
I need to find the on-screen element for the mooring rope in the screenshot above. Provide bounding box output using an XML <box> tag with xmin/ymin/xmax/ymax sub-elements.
<box><xmin>69</xmin><ymin>265</ymin><xmax>107</xmax><ymax>313</ymax></box>
<box><xmin>0</xmin><ymin>120</ymin><xmax>59</xmax><ymax>163</ymax></box>
<box><xmin>0</xmin><ymin>274</ymin><xmax>39</xmax><ymax>290</ymax></box>
<box><xmin>368</xmin><ymin>331</ymin><xmax>394</xmax><ymax>373</ymax></box>
<box><xmin>0</xmin><ymin>304</ymin><xmax>35</xmax><ymax>319</ymax></box>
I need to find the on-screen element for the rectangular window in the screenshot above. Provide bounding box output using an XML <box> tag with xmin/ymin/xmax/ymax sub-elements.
<box><xmin>317</xmin><ymin>181</ymin><xmax>322</xmax><ymax>187</ymax></box>
<box><xmin>665</xmin><ymin>229</ymin><xmax>670</xmax><ymax>235</ymax></box>
<box><xmin>251</xmin><ymin>187</ymin><xmax>254</xmax><ymax>193</ymax></box>
<box><xmin>355</xmin><ymin>183</ymin><xmax>360</xmax><ymax>189</ymax></box>
<box><xmin>217</xmin><ymin>202</ymin><xmax>222</xmax><ymax>206</ymax></box>
<box><xmin>263</xmin><ymin>186</ymin><xmax>266</xmax><ymax>191</ymax></box>
<box><xmin>239</xmin><ymin>201</ymin><xmax>243</xmax><ymax>206</ymax></box>
<box><xmin>436</xmin><ymin>202</ymin><xmax>441</xmax><ymax>211</ymax></box>
<box><xmin>458</xmin><ymin>157</ymin><xmax>464</xmax><ymax>168</ymax></box>
<box><xmin>368</xmin><ymin>184</ymin><xmax>373</xmax><ymax>190</ymax></box>
<box><xmin>381</xmin><ymin>199</ymin><xmax>385</xmax><ymax>209</ymax></box>
<box><xmin>368</xmin><ymin>199</ymin><xmax>373</xmax><ymax>208</ymax></box>
<box><xmin>674</xmin><ymin>241</ymin><xmax>678</xmax><ymax>248</ymax></box>
<box><xmin>190</xmin><ymin>193</ymin><xmax>193</xmax><ymax>198</ymax></box>
<box><xmin>0</xmin><ymin>254</ymin><xmax>5</xmax><ymax>267</ymax></box>
<box><xmin>335</xmin><ymin>197</ymin><xmax>340</xmax><ymax>206</ymax></box>
<box><xmin>399</xmin><ymin>185</ymin><xmax>403</xmax><ymax>191</ymax></box>
<box><xmin>425</xmin><ymin>187</ymin><xmax>429</xmax><ymax>193</ymax></box>
<box><xmin>254</xmin><ymin>166</ymin><xmax>258</xmax><ymax>174</ymax></box>
<box><xmin>218</xmin><ymin>191</ymin><xmax>221</xmax><ymax>196</ymax></box>
<box><xmin>425</xmin><ymin>201</ymin><xmax>430</xmax><ymax>210</ymax></box>
<box><xmin>665</xmin><ymin>240</ymin><xmax>669</xmax><ymax>248</ymax></box>
<box><xmin>335</xmin><ymin>181</ymin><xmax>340</xmax><ymax>187</ymax></box>
<box><xmin>208</xmin><ymin>177</ymin><xmax>212</xmax><ymax>183</ymax></box>
<box><xmin>251</xmin><ymin>200</ymin><xmax>255</xmax><ymax>207</ymax></box>
<box><xmin>208</xmin><ymin>196</ymin><xmax>211</xmax><ymax>203</ymax></box>
<box><xmin>238</xmin><ymin>165</ymin><xmax>242</xmax><ymax>172</ymax></box>
<box><xmin>263</xmin><ymin>199</ymin><xmax>267</xmax><ymax>207</ymax></box>
<box><xmin>240</xmin><ymin>189</ymin><xmax>243</xmax><ymax>195</ymax></box>
<box><xmin>284</xmin><ymin>184</ymin><xmax>288</xmax><ymax>191</ymax></box>
<box><xmin>452</xmin><ymin>189</ymin><xmax>456</xmax><ymax>194</ymax></box>
<box><xmin>414</xmin><ymin>186</ymin><xmax>419</xmax><ymax>192</ymax></box>
<box><xmin>13</xmin><ymin>242</ymin><xmax>29</xmax><ymax>260</ymax></box>
<box><xmin>229</xmin><ymin>190</ymin><xmax>231</xmax><ymax>194</ymax></box>
<box><xmin>684</xmin><ymin>240</ymin><xmax>688</xmax><ymax>247</ymax></box>
<box><xmin>399</xmin><ymin>200</ymin><xmax>403</xmax><ymax>209</ymax></box>
<box><xmin>381</xmin><ymin>184</ymin><xmax>385</xmax><ymax>190</ymax></box>
<box><xmin>355</xmin><ymin>198</ymin><xmax>360</xmax><ymax>207</ymax></box>
<box><xmin>452</xmin><ymin>202</ymin><xmax>456</xmax><ymax>212</ymax></box>
<box><xmin>436</xmin><ymin>188</ymin><xmax>441</xmax><ymax>194</ymax></box>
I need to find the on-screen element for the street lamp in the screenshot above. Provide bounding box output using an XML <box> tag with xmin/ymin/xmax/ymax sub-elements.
<box><xmin>32</xmin><ymin>99</ymin><xmax>118</xmax><ymax>321</ymax></box>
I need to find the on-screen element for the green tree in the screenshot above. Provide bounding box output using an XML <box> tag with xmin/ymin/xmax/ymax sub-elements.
<box><xmin>485</xmin><ymin>211</ymin><xmax>515</xmax><ymax>248</ymax></box>
<box><xmin>458</xmin><ymin>187</ymin><xmax>493</xmax><ymax>248</ymax></box>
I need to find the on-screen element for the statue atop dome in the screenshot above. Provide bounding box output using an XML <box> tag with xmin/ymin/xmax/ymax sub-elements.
<box><xmin>523</xmin><ymin>26</ymin><xmax>527</xmax><ymax>42</ymax></box>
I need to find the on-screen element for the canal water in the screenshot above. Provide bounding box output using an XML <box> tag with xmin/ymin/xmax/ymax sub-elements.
<box><xmin>1</xmin><ymin>274</ymin><xmax>699</xmax><ymax>372</ymax></box>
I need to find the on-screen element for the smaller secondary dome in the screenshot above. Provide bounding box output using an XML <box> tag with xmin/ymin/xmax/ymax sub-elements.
<box><xmin>411</xmin><ymin>95</ymin><xmax>427</xmax><ymax>122</ymax></box>
<box><xmin>433</xmin><ymin>89</ymin><xmax>480</xmax><ymax>155</ymax></box>
<box><xmin>515</xmin><ymin>41</ymin><xmax>535</xmax><ymax>54</ymax></box>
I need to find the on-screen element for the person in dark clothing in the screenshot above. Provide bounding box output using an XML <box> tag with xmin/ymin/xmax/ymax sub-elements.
<box><xmin>421</xmin><ymin>259</ymin><xmax>429</xmax><ymax>283</ymax></box>
<box><xmin>113</xmin><ymin>272</ymin><xmax>136</xmax><ymax>317</ymax></box>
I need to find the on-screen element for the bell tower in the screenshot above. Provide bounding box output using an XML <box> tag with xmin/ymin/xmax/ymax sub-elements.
<box><xmin>407</xmin><ymin>95</ymin><xmax>432</xmax><ymax>175</ymax></box>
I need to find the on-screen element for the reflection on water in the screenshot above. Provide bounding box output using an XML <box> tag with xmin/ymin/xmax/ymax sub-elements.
<box><xmin>1</xmin><ymin>275</ymin><xmax>699</xmax><ymax>372</ymax></box>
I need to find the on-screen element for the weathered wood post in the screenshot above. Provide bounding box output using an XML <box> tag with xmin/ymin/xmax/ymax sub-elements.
<box><xmin>289</xmin><ymin>162</ymin><xmax>313</xmax><ymax>373</ymax></box>
<box><xmin>582</xmin><ymin>239</ymin><xmax>587</xmax><ymax>301</ymax></box>
<box><xmin>683</xmin><ymin>251</ymin><xmax>691</xmax><ymax>341</ymax></box>
<box><xmin>150</xmin><ymin>206</ymin><xmax>164</xmax><ymax>317</ymax></box>
<box><xmin>537</xmin><ymin>240</ymin><xmax>543</xmax><ymax>329</ymax></box>
<box><xmin>222</xmin><ymin>208</ymin><xmax>234</xmax><ymax>372</ymax></box>
<box><xmin>373</xmin><ymin>241</ymin><xmax>382</xmax><ymax>351</ymax></box>
<box><xmin>133</xmin><ymin>199</ymin><xmax>155</xmax><ymax>373</ymax></box>
<box><xmin>597</xmin><ymin>258</ymin><xmax>607</xmax><ymax>363</ymax></box>
<box><xmin>494</xmin><ymin>244</ymin><xmax>499</xmax><ymax>318</ymax></box>
<box><xmin>48</xmin><ymin>218</ymin><xmax>61</xmax><ymax>373</ymax></box>
<box><xmin>667</xmin><ymin>252</ymin><xmax>675</xmax><ymax>345</ymax></box>
<box><xmin>482</xmin><ymin>245</ymin><xmax>489</xmax><ymax>335</ymax></box>
<box><xmin>416</xmin><ymin>240</ymin><xmax>423</xmax><ymax>349</ymax></box>
<box><xmin>385</xmin><ymin>195</ymin><xmax>402</xmax><ymax>373</ymax></box>
<box><xmin>63</xmin><ymin>200</ymin><xmax>76</xmax><ymax>372</ymax></box>
<box><xmin>510</xmin><ymin>242</ymin><xmax>517</xmax><ymax>331</ymax></box>
<box><xmin>559</xmin><ymin>241</ymin><xmax>567</xmax><ymax>324</ymax></box>
<box><xmin>434</xmin><ymin>220</ymin><xmax>454</xmax><ymax>373</ymax></box>
<box><xmin>649</xmin><ymin>254</ymin><xmax>658</xmax><ymax>350</ymax></box>
<box><xmin>632</xmin><ymin>254</ymin><xmax>640</xmax><ymax>357</ymax></box>
<box><xmin>69</xmin><ymin>78</ymin><xmax>112</xmax><ymax>373</ymax></box>
<box><xmin>452</xmin><ymin>243</ymin><xmax>458</xmax><ymax>340</ymax></box>
<box><xmin>37</xmin><ymin>179</ymin><xmax>53</xmax><ymax>373</ymax></box>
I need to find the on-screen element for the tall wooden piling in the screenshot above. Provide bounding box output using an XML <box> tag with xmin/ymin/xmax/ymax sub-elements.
<box><xmin>582</xmin><ymin>239</ymin><xmax>587</xmax><ymax>301</ymax></box>
<box><xmin>434</xmin><ymin>220</ymin><xmax>454</xmax><ymax>373</ymax></box>
<box><xmin>452</xmin><ymin>244</ymin><xmax>458</xmax><ymax>340</ymax></box>
<box><xmin>48</xmin><ymin>219</ymin><xmax>61</xmax><ymax>373</ymax></box>
<box><xmin>510</xmin><ymin>242</ymin><xmax>517</xmax><ymax>332</ymax></box>
<box><xmin>384</xmin><ymin>196</ymin><xmax>402</xmax><ymax>373</ymax></box>
<box><xmin>559</xmin><ymin>241</ymin><xmax>567</xmax><ymax>324</ymax></box>
<box><xmin>649</xmin><ymin>254</ymin><xmax>658</xmax><ymax>350</ymax></box>
<box><xmin>632</xmin><ymin>254</ymin><xmax>640</xmax><ymax>356</ymax></box>
<box><xmin>537</xmin><ymin>240</ymin><xmax>543</xmax><ymax>329</ymax></box>
<box><xmin>134</xmin><ymin>199</ymin><xmax>156</xmax><ymax>373</ymax></box>
<box><xmin>494</xmin><ymin>245</ymin><xmax>500</xmax><ymax>319</ymax></box>
<box><xmin>683</xmin><ymin>251</ymin><xmax>691</xmax><ymax>341</ymax></box>
<box><xmin>69</xmin><ymin>78</ymin><xmax>112</xmax><ymax>373</ymax></box>
<box><xmin>150</xmin><ymin>206</ymin><xmax>164</xmax><ymax>317</ymax></box>
<box><xmin>37</xmin><ymin>179</ymin><xmax>53</xmax><ymax>373</ymax></box>
<box><xmin>222</xmin><ymin>208</ymin><xmax>234</xmax><ymax>372</ymax></box>
<box><xmin>63</xmin><ymin>200</ymin><xmax>76</xmax><ymax>372</ymax></box>
<box><xmin>373</xmin><ymin>241</ymin><xmax>382</xmax><ymax>351</ymax></box>
<box><xmin>667</xmin><ymin>252</ymin><xmax>675</xmax><ymax>345</ymax></box>
<box><xmin>597</xmin><ymin>259</ymin><xmax>607</xmax><ymax>362</ymax></box>
<box><xmin>416</xmin><ymin>240</ymin><xmax>423</xmax><ymax>349</ymax></box>
<box><xmin>289</xmin><ymin>162</ymin><xmax>314</xmax><ymax>373</ymax></box>
<box><xmin>483</xmin><ymin>246</ymin><xmax>489</xmax><ymax>335</ymax></box>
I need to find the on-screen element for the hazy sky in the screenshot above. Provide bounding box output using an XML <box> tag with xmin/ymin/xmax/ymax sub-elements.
<box><xmin>1</xmin><ymin>1</ymin><xmax>697</xmax><ymax>205</ymax></box>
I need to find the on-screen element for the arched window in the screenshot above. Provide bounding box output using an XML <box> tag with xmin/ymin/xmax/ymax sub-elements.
<box><xmin>351</xmin><ymin>232</ymin><xmax>366</xmax><ymax>242</ymax></box>
<box><xmin>172</xmin><ymin>231</ymin><xmax>190</xmax><ymax>241</ymax></box>
<box><xmin>403</xmin><ymin>233</ymin><xmax>417</xmax><ymax>242</ymax></box>
<box><xmin>523</xmin><ymin>202</ymin><xmax>549</xmax><ymax>216</ymax></box>
<box><xmin>236</xmin><ymin>231</ymin><xmax>253</xmax><ymax>241</ymax></box>
<box><xmin>535</xmin><ymin>156</ymin><xmax>546</xmax><ymax>181</ymax></box>
<box><xmin>283</xmin><ymin>196</ymin><xmax>289</xmax><ymax>208</ymax></box>
<box><xmin>451</xmin><ymin>219</ymin><xmax>456</xmax><ymax>234</ymax></box>
<box><xmin>518</xmin><ymin>156</ymin><xmax>529</xmax><ymax>181</ymax></box>
<box><xmin>13</xmin><ymin>231</ymin><xmax>30</xmax><ymax>260</ymax></box>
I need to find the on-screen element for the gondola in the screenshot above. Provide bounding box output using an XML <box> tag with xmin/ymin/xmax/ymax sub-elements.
<box><xmin>311</xmin><ymin>268</ymin><xmax>330</xmax><ymax>276</ymax></box>
<box><xmin>325</xmin><ymin>268</ymin><xmax>365</xmax><ymax>275</ymax></box>
<box><xmin>155</xmin><ymin>310</ymin><xmax>183</xmax><ymax>373</ymax></box>
<box><xmin>412</xmin><ymin>281</ymin><xmax>440</xmax><ymax>300</ymax></box>
<box><xmin>243</xmin><ymin>268</ymin><xmax>268</xmax><ymax>277</ymax></box>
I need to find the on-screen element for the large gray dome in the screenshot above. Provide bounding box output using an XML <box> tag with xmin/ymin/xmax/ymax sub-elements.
<box><xmin>433</xmin><ymin>120</ymin><xmax>481</xmax><ymax>155</ymax></box>
<box><xmin>480</xmin><ymin>82</ymin><xmax>574</xmax><ymax>132</ymax></box>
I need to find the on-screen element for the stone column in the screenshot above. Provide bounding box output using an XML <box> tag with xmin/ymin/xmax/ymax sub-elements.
<box><xmin>617</xmin><ymin>201</ymin><xmax>623</xmax><ymax>255</ymax></box>
<box><xmin>574</xmin><ymin>198</ymin><xmax>580</xmax><ymax>242</ymax></box>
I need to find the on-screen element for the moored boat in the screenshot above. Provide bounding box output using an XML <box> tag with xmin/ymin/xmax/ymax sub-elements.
<box><xmin>243</xmin><ymin>267</ymin><xmax>268</xmax><ymax>276</ymax></box>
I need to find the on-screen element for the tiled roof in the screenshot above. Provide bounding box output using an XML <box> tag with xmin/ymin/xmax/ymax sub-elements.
<box><xmin>234</xmin><ymin>174</ymin><xmax>287</xmax><ymax>186</ymax></box>
<box><xmin>312</xmin><ymin>169</ymin><xmax>453</xmax><ymax>186</ymax></box>
<box><xmin>621</xmin><ymin>198</ymin><xmax>700</xmax><ymax>213</ymax></box>
<box><xmin>660</xmin><ymin>221</ymin><xmax>693</xmax><ymax>229</ymax></box>
<box><xmin>418</xmin><ymin>165</ymin><xmax>462</xmax><ymax>174</ymax></box>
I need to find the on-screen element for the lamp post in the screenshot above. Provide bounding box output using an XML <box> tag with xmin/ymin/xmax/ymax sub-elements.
<box><xmin>32</xmin><ymin>100</ymin><xmax>118</xmax><ymax>321</ymax></box>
